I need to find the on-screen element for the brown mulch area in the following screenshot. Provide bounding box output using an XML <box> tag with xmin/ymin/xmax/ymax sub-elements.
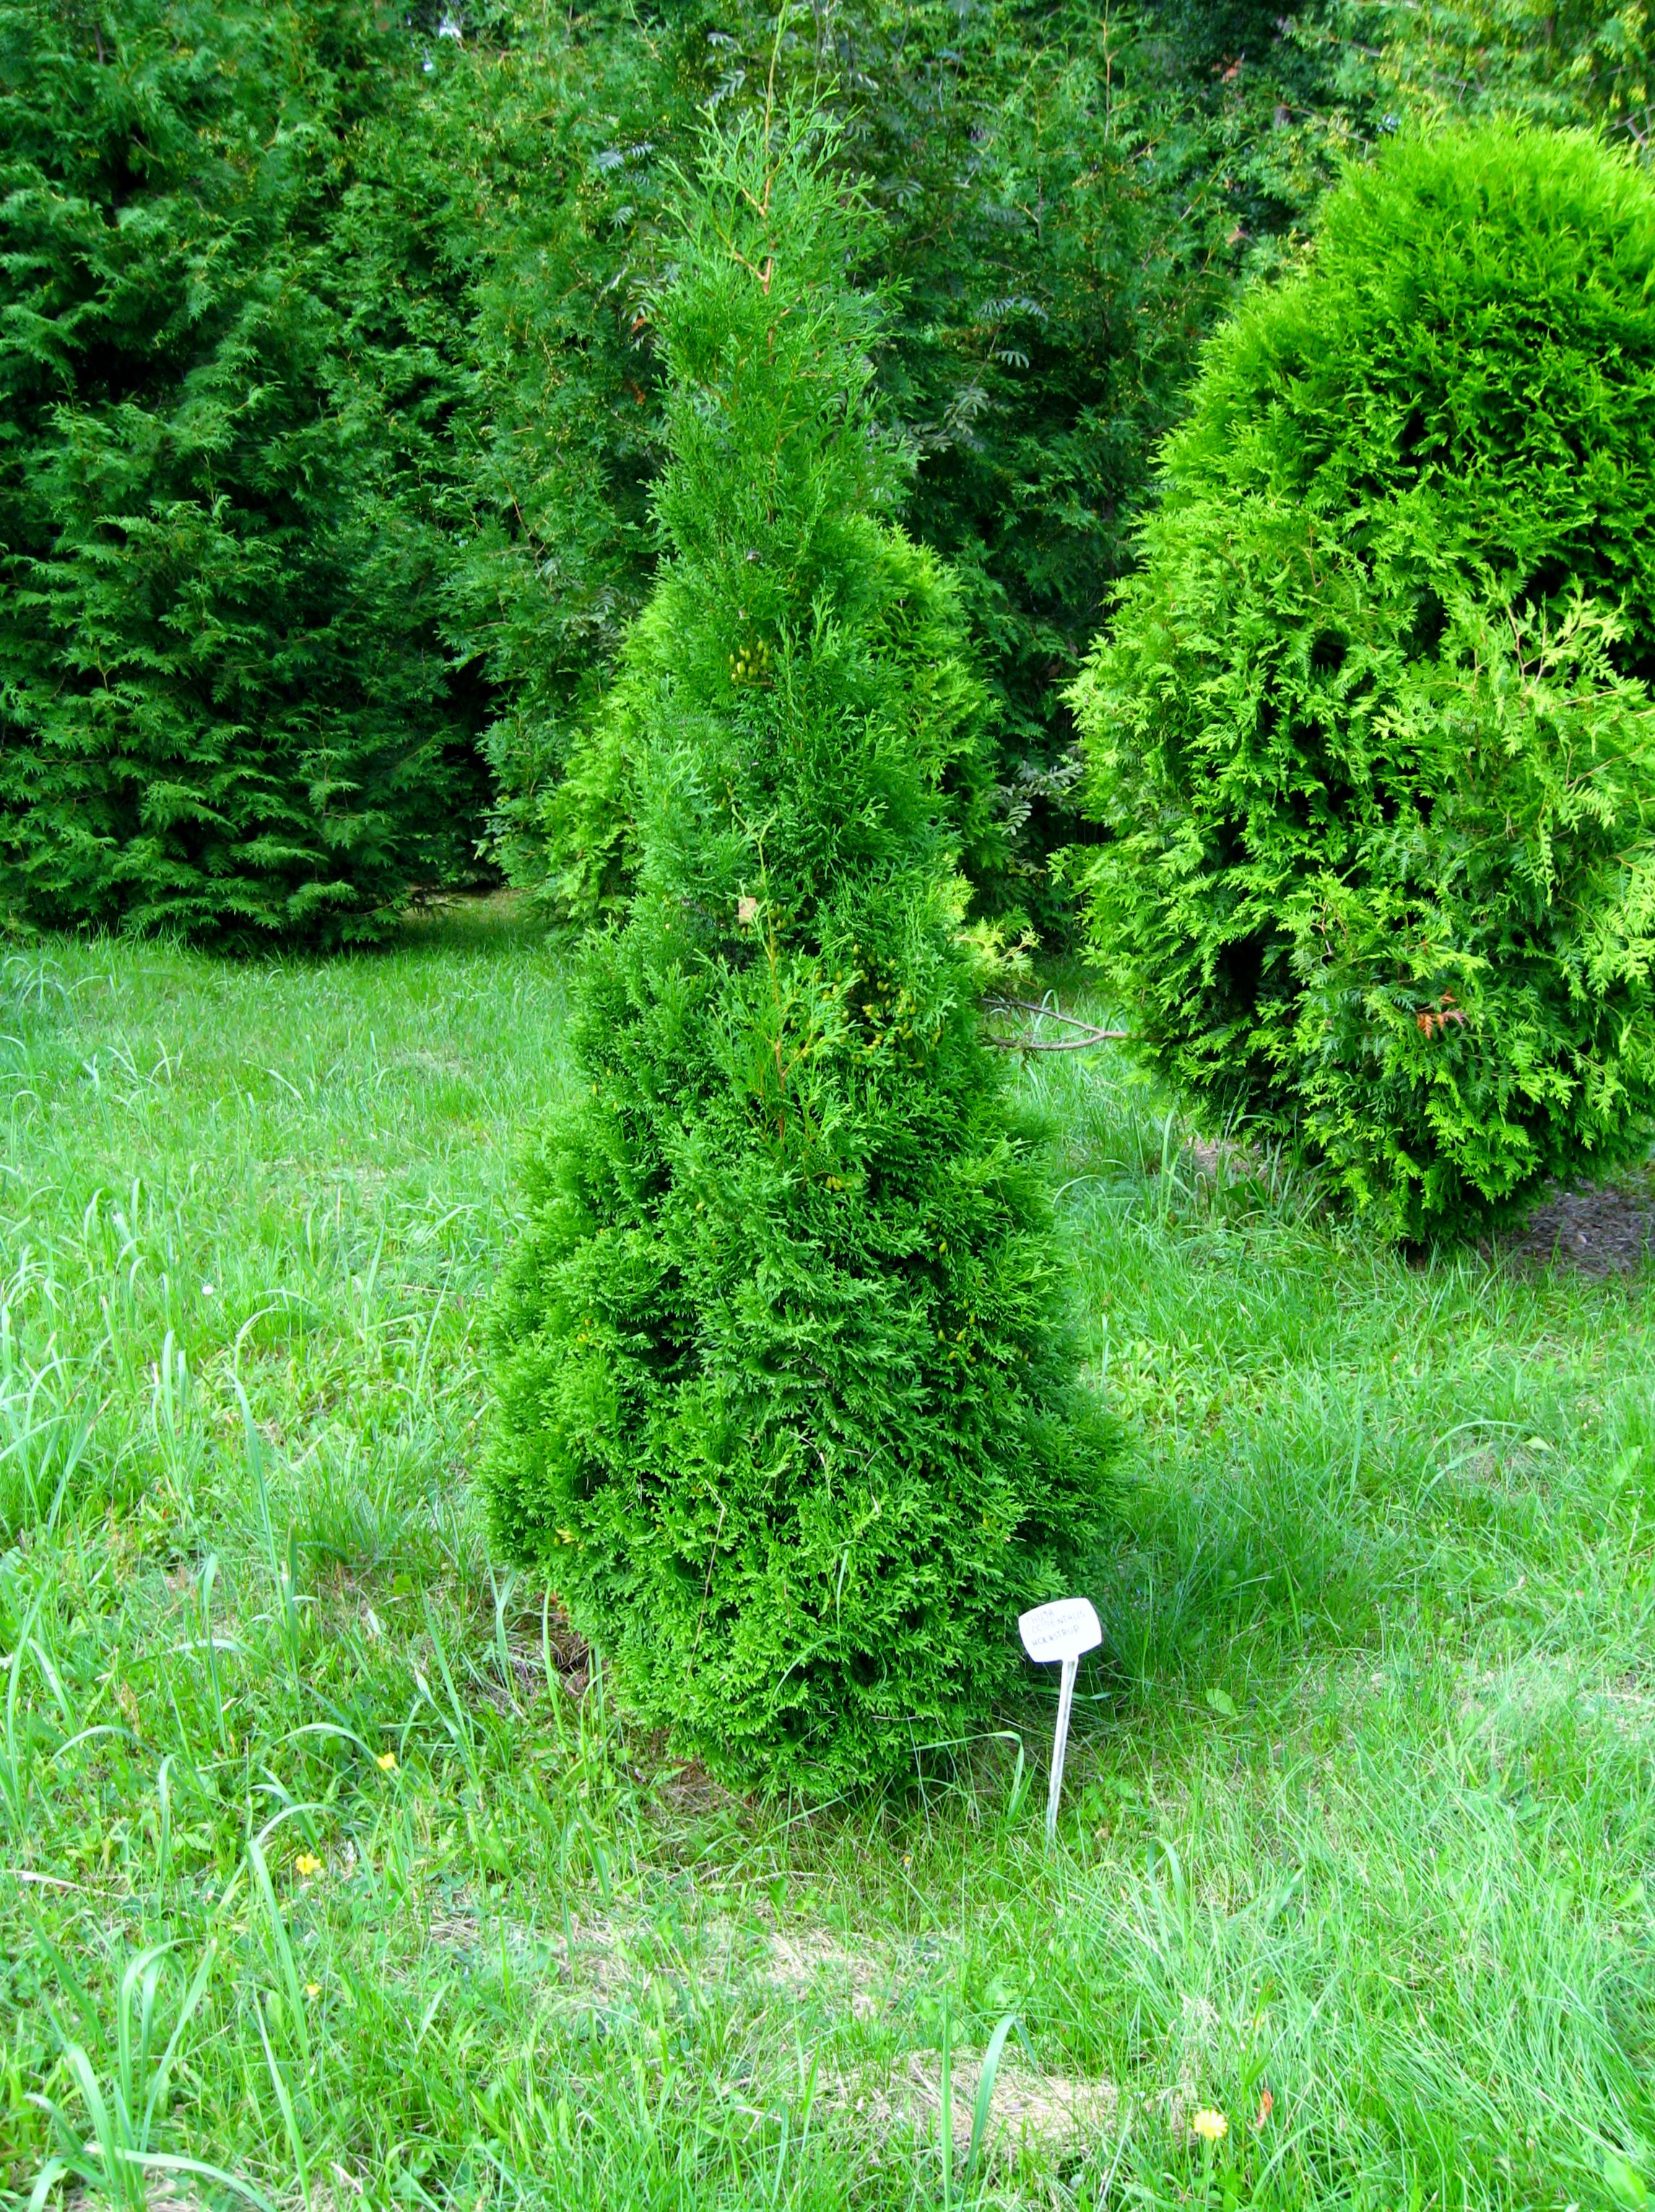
<box><xmin>1183</xmin><ymin>1133</ymin><xmax>1655</xmax><ymax>1278</ymax></box>
<box><xmin>1487</xmin><ymin>1178</ymin><xmax>1655</xmax><ymax>1277</ymax></box>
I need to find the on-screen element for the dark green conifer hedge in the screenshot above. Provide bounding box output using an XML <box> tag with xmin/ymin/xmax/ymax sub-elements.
<box><xmin>0</xmin><ymin>0</ymin><xmax>1326</xmax><ymax>950</ymax></box>
<box><xmin>0</xmin><ymin>0</ymin><xmax>484</xmax><ymax>946</ymax></box>
<box><xmin>1073</xmin><ymin>126</ymin><xmax>1655</xmax><ymax>1239</ymax></box>
<box><xmin>486</xmin><ymin>105</ymin><xmax>1112</xmax><ymax>1792</ymax></box>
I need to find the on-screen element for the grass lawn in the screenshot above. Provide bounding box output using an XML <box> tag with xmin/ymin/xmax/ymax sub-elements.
<box><xmin>1</xmin><ymin>898</ymin><xmax>1652</xmax><ymax>2212</ymax></box>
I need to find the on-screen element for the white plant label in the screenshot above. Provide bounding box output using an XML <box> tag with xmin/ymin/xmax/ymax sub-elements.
<box><xmin>1018</xmin><ymin>1598</ymin><xmax>1102</xmax><ymax>1665</ymax></box>
<box><xmin>1017</xmin><ymin>1597</ymin><xmax>1101</xmax><ymax>1841</ymax></box>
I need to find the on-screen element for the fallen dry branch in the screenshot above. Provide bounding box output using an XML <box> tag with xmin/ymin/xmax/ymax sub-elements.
<box><xmin>984</xmin><ymin>996</ymin><xmax>1130</xmax><ymax>1051</ymax></box>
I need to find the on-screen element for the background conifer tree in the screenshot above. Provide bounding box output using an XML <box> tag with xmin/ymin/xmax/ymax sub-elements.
<box><xmin>453</xmin><ymin>0</ymin><xmax>1254</xmax><ymax>939</ymax></box>
<box><xmin>486</xmin><ymin>98</ymin><xmax>1112</xmax><ymax>1793</ymax></box>
<box><xmin>0</xmin><ymin>0</ymin><xmax>485</xmax><ymax>946</ymax></box>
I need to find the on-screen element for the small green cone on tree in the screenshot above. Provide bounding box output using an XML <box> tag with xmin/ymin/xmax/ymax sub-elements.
<box><xmin>485</xmin><ymin>98</ymin><xmax>1113</xmax><ymax>1794</ymax></box>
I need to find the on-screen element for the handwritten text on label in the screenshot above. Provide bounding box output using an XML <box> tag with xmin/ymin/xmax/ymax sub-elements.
<box><xmin>1017</xmin><ymin>1596</ymin><xmax>1102</xmax><ymax>1665</ymax></box>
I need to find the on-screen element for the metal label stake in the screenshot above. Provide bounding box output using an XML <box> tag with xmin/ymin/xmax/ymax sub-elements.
<box><xmin>1017</xmin><ymin>1597</ymin><xmax>1103</xmax><ymax>1842</ymax></box>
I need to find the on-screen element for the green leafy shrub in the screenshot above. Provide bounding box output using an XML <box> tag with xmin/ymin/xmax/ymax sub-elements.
<box><xmin>1072</xmin><ymin>126</ymin><xmax>1655</xmax><ymax>1240</ymax></box>
<box><xmin>1319</xmin><ymin>0</ymin><xmax>1655</xmax><ymax>149</ymax></box>
<box><xmin>486</xmin><ymin>105</ymin><xmax>1112</xmax><ymax>1793</ymax></box>
<box><xmin>0</xmin><ymin>0</ymin><xmax>484</xmax><ymax>946</ymax></box>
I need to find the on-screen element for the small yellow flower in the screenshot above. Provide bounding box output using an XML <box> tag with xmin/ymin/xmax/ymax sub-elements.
<box><xmin>305</xmin><ymin>1982</ymin><xmax>321</xmax><ymax>1999</ymax></box>
<box><xmin>375</xmin><ymin>1751</ymin><xmax>397</xmax><ymax>1772</ymax></box>
<box><xmin>295</xmin><ymin>1852</ymin><xmax>323</xmax><ymax>1878</ymax></box>
<box><xmin>1191</xmin><ymin>2109</ymin><xmax>1228</xmax><ymax>2144</ymax></box>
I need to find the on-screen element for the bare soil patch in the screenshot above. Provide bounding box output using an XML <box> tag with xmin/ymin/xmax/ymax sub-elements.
<box><xmin>1489</xmin><ymin>1178</ymin><xmax>1655</xmax><ymax>1276</ymax></box>
<box><xmin>848</xmin><ymin>2048</ymin><xmax>1117</xmax><ymax>2163</ymax></box>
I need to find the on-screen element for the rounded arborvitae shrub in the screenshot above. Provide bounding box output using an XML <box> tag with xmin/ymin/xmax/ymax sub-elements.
<box><xmin>1072</xmin><ymin>126</ymin><xmax>1655</xmax><ymax>1240</ymax></box>
<box><xmin>485</xmin><ymin>106</ymin><xmax>1113</xmax><ymax>1795</ymax></box>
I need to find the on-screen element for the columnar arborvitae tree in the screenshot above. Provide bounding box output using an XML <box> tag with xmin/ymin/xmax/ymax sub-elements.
<box><xmin>486</xmin><ymin>105</ymin><xmax>1112</xmax><ymax>1793</ymax></box>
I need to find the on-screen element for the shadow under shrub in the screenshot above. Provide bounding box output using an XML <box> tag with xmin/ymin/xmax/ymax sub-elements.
<box><xmin>1072</xmin><ymin>124</ymin><xmax>1655</xmax><ymax>1240</ymax></box>
<box><xmin>485</xmin><ymin>105</ymin><xmax>1113</xmax><ymax>1795</ymax></box>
